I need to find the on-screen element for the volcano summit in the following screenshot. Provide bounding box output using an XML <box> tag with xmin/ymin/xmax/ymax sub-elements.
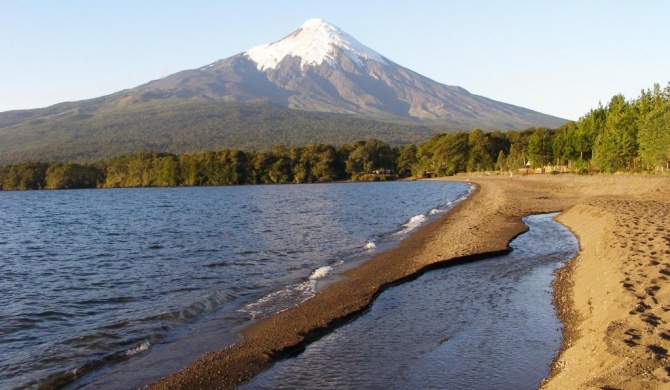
<box><xmin>138</xmin><ymin>18</ymin><xmax>565</xmax><ymax>126</ymax></box>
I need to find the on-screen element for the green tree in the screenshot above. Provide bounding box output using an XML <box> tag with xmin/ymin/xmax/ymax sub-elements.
<box><xmin>552</xmin><ymin>122</ymin><xmax>578</xmax><ymax>164</ymax></box>
<box><xmin>527</xmin><ymin>128</ymin><xmax>553</xmax><ymax>168</ymax></box>
<box><xmin>488</xmin><ymin>130</ymin><xmax>511</xmax><ymax>163</ymax></box>
<box><xmin>177</xmin><ymin>154</ymin><xmax>201</xmax><ymax>187</ymax></box>
<box><xmin>345</xmin><ymin>139</ymin><xmax>396</xmax><ymax>178</ymax></box>
<box><xmin>153</xmin><ymin>154</ymin><xmax>181</xmax><ymax>187</ymax></box>
<box><xmin>431</xmin><ymin>132</ymin><xmax>469</xmax><ymax>175</ymax></box>
<box><xmin>0</xmin><ymin>162</ymin><xmax>48</xmax><ymax>190</ymax></box>
<box><xmin>505</xmin><ymin>130</ymin><xmax>532</xmax><ymax>170</ymax></box>
<box><xmin>593</xmin><ymin>95</ymin><xmax>638</xmax><ymax>172</ymax></box>
<box><xmin>496</xmin><ymin>150</ymin><xmax>507</xmax><ymax>172</ymax></box>
<box><xmin>573</xmin><ymin>106</ymin><xmax>605</xmax><ymax>161</ymax></box>
<box><xmin>45</xmin><ymin>163</ymin><xmax>103</xmax><ymax>189</ymax></box>
<box><xmin>396</xmin><ymin>145</ymin><xmax>417</xmax><ymax>177</ymax></box>
<box><xmin>251</xmin><ymin>152</ymin><xmax>276</xmax><ymax>184</ymax></box>
<box><xmin>467</xmin><ymin>129</ymin><xmax>493</xmax><ymax>172</ymax></box>
<box><xmin>639</xmin><ymin>102</ymin><xmax>670</xmax><ymax>170</ymax></box>
<box><xmin>268</xmin><ymin>156</ymin><xmax>293</xmax><ymax>184</ymax></box>
<box><xmin>311</xmin><ymin>145</ymin><xmax>342</xmax><ymax>182</ymax></box>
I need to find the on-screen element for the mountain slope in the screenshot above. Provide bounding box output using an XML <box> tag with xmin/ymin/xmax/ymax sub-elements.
<box><xmin>0</xmin><ymin>101</ymin><xmax>451</xmax><ymax>164</ymax></box>
<box><xmin>126</xmin><ymin>18</ymin><xmax>565</xmax><ymax>128</ymax></box>
<box><xmin>0</xmin><ymin>18</ymin><xmax>567</xmax><ymax>164</ymax></box>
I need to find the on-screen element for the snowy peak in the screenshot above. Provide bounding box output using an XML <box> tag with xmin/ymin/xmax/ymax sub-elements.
<box><xmin>120</xmin><ymin>18</ymin><xmax>566</xmax><ymax>130</ymax></box>
<box><xmin>244</xmin><ymin>18</ymin><xmax>387</xmax><ymax>71</ymax></box>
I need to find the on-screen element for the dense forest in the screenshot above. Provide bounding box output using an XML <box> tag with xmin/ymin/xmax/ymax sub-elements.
<box><xmin>0</xmin><ymin>140</ymin><xmax>397</xmax><ymax>190</ymax></box>
<box><xmin>415</xmin><ymin>82</ymin><xmax>670</xmax><ymax>175</ymax></box>
<box><xmin>1</xmin><ymin>83</ymin><xmax>669</xmax><ymax>191</ymax></box>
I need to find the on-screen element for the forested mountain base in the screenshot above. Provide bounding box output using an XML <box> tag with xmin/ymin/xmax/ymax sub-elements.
<box><xmin>1</xmin><ymin>83</ymin><xmax>669</xmax><ymax>191</ymax></box>
<box><xmin>0</xmin><ymin>101</ymin><xmax>449</xmax><ymax>165</ymax></box>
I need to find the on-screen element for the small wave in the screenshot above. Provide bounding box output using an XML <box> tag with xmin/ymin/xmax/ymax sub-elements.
<box><xmin>98</xmin><ymin>321</ymin><xmax>131</xmax><ymax>330</ymax></box>
<box><xmin>94</xmin><ymin>253</ymin><xmax>114</xmax><ymax>258</ymax></box>
<box><xmin>125</xmin><ymin>341</ymin><xmax>151</xmax><ymax>357</ymax></box>
<box><xmin>235</xmin><ymin>250</ymin><xmax>259</xmax><ymax>256</ymax></box>
<box><xmin>31</xmin><ymin>310</ymin><xmax>75</xmax><ymax>318</ymax></box>
<box><xmin>241</xmin><ymin>264</ymin><xmax>336</xmax><ymax>320</ymax></box>
<box><xmin>429</xmin><ymin>208</ymin><xmax>444</xmax><ymax>215</ymax></box>
<box><xmin>309</xmin><ymin>266</ymin><xmax>333</xmax><ymax>280</ymax></box>
<box><xmin>166</xmin><ymin>287</ymin><xmax>201</xmax><ymax>294</ymax></box>
<box><xmin>240</xmin><ymin>282</ymin><xmax>312</xmax><ymax>320</ymax></box>
<box><xmin>394</xmin><ymin>214</ymin><xmax>428</xmax><ymax>236</ymax></box>
<box><xmin>364</xmin><ymin>242</ymin><xmax>377</xmax><ymax>250</ymax></box>
<box><xmin>407</xmin><ymin>214</ymin><xmax>427</xmax><ymax>226</ymax></box>
<box><xmin>440</xmin><ymin>186</ymin><xmax>474</xmax><ymax>212</ymax></box>
<box><xmin>142</xmin><ymin>291</ymin><xmax>235</xmax><ymax>323</ymax></box>
<box><xmin>75</xmin><ymin>296</ymin><xmax>139</xmax><ymax>305</ymax></box>
<box><xmin>29</xmin><ymin>339</ymin><xmax>153</xmax><ymax>390</ymax></box>
<box><xmin>203</xmin><ymin>261</ymin><xmax>230</xmax><ymax>268</ymax></box>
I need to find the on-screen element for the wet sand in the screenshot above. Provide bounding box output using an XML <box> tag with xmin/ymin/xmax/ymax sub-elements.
<box><xmin>148</xmin><ymin>174</ymin><xmax>670</xmax><ymax>390</ymax></box>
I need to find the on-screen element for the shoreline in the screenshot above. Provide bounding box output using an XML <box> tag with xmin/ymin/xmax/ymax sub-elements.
<box><xmin>148</xmin><ymin>174</ymin><xmax>670</xmax><ymax>389</ymax></box>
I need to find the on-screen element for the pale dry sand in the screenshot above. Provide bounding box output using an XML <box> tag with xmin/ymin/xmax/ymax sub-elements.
<box><xmin>542</xmin><ymin>175</ymin><xmax>670</xmax><ymax>390</ymax></box>
<box><xmin>148</xmin><ymin>174</ymin><xmax>670</xmax><ymax>390</ymax></box>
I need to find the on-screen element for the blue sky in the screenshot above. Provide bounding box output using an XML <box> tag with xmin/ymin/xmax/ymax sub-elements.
<box><xmin>1</xmin><ymin>0</ymin><xmax>668</xmax><ymax>120</ymax></box>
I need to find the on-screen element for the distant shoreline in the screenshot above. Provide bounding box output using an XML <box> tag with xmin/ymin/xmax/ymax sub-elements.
<box><xmin>147</xmin><ymin>174</ymin><xmax>670</xmax><ymax>389</ymax></box>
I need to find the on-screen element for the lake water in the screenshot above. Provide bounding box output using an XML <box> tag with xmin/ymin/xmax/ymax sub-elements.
<box><xmin>0</xmin><ymin>181</ymin><xmax>471</xmax><ymax>389</ymax></box>
<box><xmin>243</xmin><ymin>213</ymin><xmax>578</xmax><ymax>390</ymax></box>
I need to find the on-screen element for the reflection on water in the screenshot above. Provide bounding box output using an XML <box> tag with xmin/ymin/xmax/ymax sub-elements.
<box><xmin>244</xmin><ymin>213</ymin><xmax>578</xmax><ymax>390</ymax></box>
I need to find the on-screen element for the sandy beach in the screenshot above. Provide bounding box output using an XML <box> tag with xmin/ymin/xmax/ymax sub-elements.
<box><xmin>148</xmin><ymin>174</ymin><xmax>670</xmax><ymax>389</ymax></box>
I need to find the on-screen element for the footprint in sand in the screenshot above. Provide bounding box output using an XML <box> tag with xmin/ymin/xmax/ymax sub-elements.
<box><xmin>624</xmin><ymin>328</ymin><xmax>641</xmax><ymax>347</ymax></box>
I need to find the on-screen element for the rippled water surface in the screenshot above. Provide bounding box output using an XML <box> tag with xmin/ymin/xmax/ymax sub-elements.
<box><xmin>0</xmin><ymin>182</ymin><xmax>470</xmax><ymax>389</ymax></box>
<box><xmin>244</xmin><ymin>213</ymin><xmax>578</xmax><ymax>390</ymax></box>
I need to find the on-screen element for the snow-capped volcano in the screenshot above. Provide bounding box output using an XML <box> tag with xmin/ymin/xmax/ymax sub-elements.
<box><xmin>245</xmin><ymin>18</ymin><xmax>387</xmax><ymax>71</ymax></box>
<box><xmin>128</xmin><ymin>18</ymin><xmax>564</xmax><ymax>128</ymax></box>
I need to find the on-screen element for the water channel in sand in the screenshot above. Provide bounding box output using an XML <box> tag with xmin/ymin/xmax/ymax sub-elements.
<box><xmin>244</xmin><ymin>213</ymin><xmax>578</xmax><ymax>390</ymax></box>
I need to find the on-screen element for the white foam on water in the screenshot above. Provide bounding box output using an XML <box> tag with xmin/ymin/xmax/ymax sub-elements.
<box><xmin>241</xmin><ymin>284</ymin><xmax>308</xmax><ymax>320</ymax></box>
<box><xmin>429</xmin><ymin>208</ymin><xmax>444</xmax><ymax>215</ymax></box>
<box><xmin>310</xmin><ymin>265</ymin><xmax>333</xmax><ymax>280</ymax></box>
<box><xmin>394</xmin><ymin>214</ymin><xmax>428</xmax><ymax>236</ymax></box>
<box><xmin>241</xmin><ymin>264</ymin><xmax>336</xmax><ymax>320</ymax></box>
<box><xmin>407</xmin><ymin>214</ymin><xmax>427</xmax><ymax>226</ymax></box>
<box><xmin>439</xmin><ymin>184</ymin><xmax>475</xmax><ymax>212</ymax></box>
<box><xmin>125</xmin><ymin>341</ymin><xmax>151</xmax><ymax>357</ymax></box>
<box><xmin>363</xmin><ymin>241</ymin><xmax>376</xmax><ymax>250</ymax></box>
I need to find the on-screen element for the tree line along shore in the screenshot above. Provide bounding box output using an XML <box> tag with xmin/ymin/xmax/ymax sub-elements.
<box><xmin>1</xmin><ymin>83</ymin><xmax>669</xmax><ymax>191</ymax></box>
